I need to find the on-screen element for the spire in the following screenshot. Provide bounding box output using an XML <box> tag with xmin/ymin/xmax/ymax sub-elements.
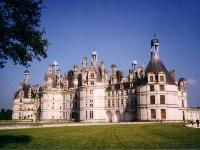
<box><xmin>53</xmin><ymin>60</ymin><xmax>59</xmax><ymax>71</ymax></box>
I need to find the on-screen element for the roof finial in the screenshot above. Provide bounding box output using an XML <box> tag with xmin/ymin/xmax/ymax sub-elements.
<box><xmin>92</xmin><ymin>46</ymin><xmax>97</xmax><ymax>55</ymax></box>
<box><xmin>154</xmin><ymin>33</ymin><xmax>156</xmax><ymax>38</ymax></box>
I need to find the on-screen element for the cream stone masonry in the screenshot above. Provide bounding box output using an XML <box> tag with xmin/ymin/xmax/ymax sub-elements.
<box><xmin>12</xmin><ymin>38</ymin><xmax>200</xmax><ymax>122</ymax></box>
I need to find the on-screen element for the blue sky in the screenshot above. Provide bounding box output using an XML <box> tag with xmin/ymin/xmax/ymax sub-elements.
<box><xmin>0</xmin><ymin>0</ymin><xmax>200</xmax><ymax>109</ymax></box>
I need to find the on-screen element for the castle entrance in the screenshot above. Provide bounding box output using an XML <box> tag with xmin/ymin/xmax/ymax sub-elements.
<box><xmin>115</xmin><ymin>110</ymin><xmax>121</xmax><ymax>122</ymax></box>
<box><xmin>106</xmin><ymin>111</ymin><xmax>112</xmax><ymax>122</ymax></box>
<box><xmin>122</xmin><ymin>110</ymin><xmax>132</xmax><ymax>122</ymax></box>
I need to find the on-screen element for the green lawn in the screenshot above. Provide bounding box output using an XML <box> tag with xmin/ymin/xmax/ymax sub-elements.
<box><xmin>0</xmin><ymin>123</ymin><xmax>199</xmax><ymax>149</ymax></box>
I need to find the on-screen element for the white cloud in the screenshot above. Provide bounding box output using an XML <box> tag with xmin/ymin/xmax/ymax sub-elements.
<box><xmin>187</xmin><ymin>78</ymin><xmax>197</xmax><ymax>85</ymax></box>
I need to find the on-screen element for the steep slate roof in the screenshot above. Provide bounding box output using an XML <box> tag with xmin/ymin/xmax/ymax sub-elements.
<box><xmin>106</xmin><ymin>82</ymin><xmax>130</xmax><ymax>91</ymax></box>
<box><xmin>145</xmin><ymin>40</ymin><xmax>176</xmax><ymax>85</ymax></box>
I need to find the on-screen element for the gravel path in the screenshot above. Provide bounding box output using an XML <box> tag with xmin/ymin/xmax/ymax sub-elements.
<box><xmin>0</xmin><ymin>122</ymin><xmax>158</xmax><ymax>130</ymax></box>
<box><xmin>185</xmin><ymin>123</ymin><xmax>200</xmax><ymax>128</ymax></box>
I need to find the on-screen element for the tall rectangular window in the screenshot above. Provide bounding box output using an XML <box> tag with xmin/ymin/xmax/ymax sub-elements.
<box><xmin>91</xmin><ymin>73</ymin><xmax>94</xmax><ymax>79</ymax></box>
<box><xmin>150</xmin><ymin>76</ymin><xmax>153</xmax><ymax>82</ymax></box>
<box><xmin>121</xmin><ymin>99</ymin><xmax>124</xmax><ymax>105</ymax></box>
<box><xmin>160</xmin><ymin>85</ymin><xmax>165</xmax><ymax>91</ymax></box>
<box><xmin>90</xmin><ymin>100</ymin><xmax>93</xmax><ymax>107</ymax></box>
<box><xmin>160</xmin><ymin>95</ymin><xmax>165</xmax><ymax>104</ymax></box>
<box><xmin>150</xmin><ymin>95</ymin><xmax>155</xmax><ymax>104</ymax></box>
<box><xmin>126</xmin><ymin>90</ymin><xmax>128</xmax><ymax>95</ymax></box>
<box><xmin>150</xmin><ymin>85</ymin><xmax>154</xmax><ymax>91</ymax></box>
<box><xmin>90</xmin><ymin>111</ymin><xmax>93</xmax><ymax>119</ymax></box>
<box><xmin>108</xmin><ymin>99</ymin><xmax>111</xmax><ymax>108</ymax></box>
<box><xmin>86</xmin><ymin>111</ymin><xmax>87</xmax><ymax>119</ymax></box>
<box><xmin>91</xmin><ymin>81</ymin><xmax>94</xmax><ymax>85</ymax></box>
<box><xmin>161</xmin><ymin>109</ymin><xmax>166</xmax><ymax>119</ymax></box>
<box><xmin>126</xmin><ymin>99</ymin><xmax>128</xmax><ymax>106</ymax></box>
<box><xmin>112</xmin><ymin>99</ymin><xmax>115</xmax><ymax>107</ymax></box>
<box><xmin>90</xmin><ymin>90</ymin><xmax>93</xmax><ymax>94</ymax></box>
<box><xmin>116</xmin><ymin>99</ymin><xmax>119</xmax><ymax>108</ymax></box>
<box><xmin>151</xmin><ymin>109</ymin><xmax>156</xmax><ymax>119</ymax></box>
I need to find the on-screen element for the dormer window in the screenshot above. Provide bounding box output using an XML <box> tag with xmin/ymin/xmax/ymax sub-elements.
<box><xmin>160</xmin><ymin>75</ymin><xmax>164</xmax><ymax>81</ymax></box>
<box><xmin>120</xmin><ymin>84</ymin><xmax>124</xmax><ymax>89</ymax></box>
<box><xmin>148</xmin><ymin>74</ymin><xmax>155</xmax><ymax>83</ymax></box>
<box><xmin>150</xmin><ymin>76</ymin><xmax>153</xmax><ymax>82</ymax></box>
<box><xmin>90</xmin><ymin>73</ymin><xmax>94</xmax><ymax>79</ymax></box>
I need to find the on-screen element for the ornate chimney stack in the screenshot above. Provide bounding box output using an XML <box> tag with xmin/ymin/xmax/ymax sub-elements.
<box><xmin>82</xmin><ymin>57</ymin><xmax>87</xmax><ymax>70</ymax></box>
<box><xmin>91</xmin><ymin>50</ymin><xmax>97</xmax><ymax>66</ymax></box>
<box><xmin>111</xmin><ymin>64</ymin><xmax>117</xmax><ymax>83</ymax></box>
<box><xmin>73</xmin><ymin>65</ymin><xmax>78</xmax><ymax>86</ymax></box>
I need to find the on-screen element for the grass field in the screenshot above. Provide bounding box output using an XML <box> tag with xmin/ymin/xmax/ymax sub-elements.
<box><xmin>0</xmin><ymin>123</ymin><xmax>200</xmax><ymax>149</ymax></box>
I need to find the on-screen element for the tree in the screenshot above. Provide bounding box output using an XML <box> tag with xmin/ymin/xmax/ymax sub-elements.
<box><xmin>0</xmin><ymin>0</ymin><xmax>48</xmax><ymax>68</ymax></box>
<box><xmin>0</xmin><ymin>109</ymin><xmax>12</xmax><ymax>120</ymax></box>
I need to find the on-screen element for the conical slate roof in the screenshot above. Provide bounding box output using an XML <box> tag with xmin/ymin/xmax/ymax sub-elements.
<box><xmin>145</xmin><ymin>48</ymin><xmax>175</xmax><ymax>85</ymax></box>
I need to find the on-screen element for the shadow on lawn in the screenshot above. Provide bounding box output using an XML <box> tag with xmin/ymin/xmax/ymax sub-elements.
<box><xmin>0</xmin><ymin>135</ymin><xmax>31</xmax><ymax>148</ymax></box>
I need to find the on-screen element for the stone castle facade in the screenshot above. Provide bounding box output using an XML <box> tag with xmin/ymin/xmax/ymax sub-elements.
<box><xmin>12</xmin><ymin>38</ymin><xmax>200</xmax><ymax>122</ymax></box>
